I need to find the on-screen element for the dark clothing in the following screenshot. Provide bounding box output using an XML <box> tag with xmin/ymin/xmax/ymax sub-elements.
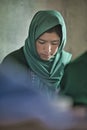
<box><xmin>0</xmin><ymin>47</ymin><xmax>59</xmax><ymax>97</ymax></box>
<box><xmin>60</xmin><ymin>51</ymin><xmax>87</xmax><ymax>106</ymax></box>
<box><xmin>1</xmin><ymin>47</ymin><xmax>31</xmax><ymax>87</ymax></box>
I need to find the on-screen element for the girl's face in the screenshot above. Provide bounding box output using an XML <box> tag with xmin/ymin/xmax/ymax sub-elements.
<box><xmin>36</xmin><ymin>32</ymin><xmax>60</xmax><ymax>61</ymax></box>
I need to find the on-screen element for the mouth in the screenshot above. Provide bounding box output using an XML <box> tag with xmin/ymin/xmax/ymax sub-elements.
<box><xmin>40</xmin><ymin>54</ymin><xmax>51</xmax><ymax>60</ymax></box>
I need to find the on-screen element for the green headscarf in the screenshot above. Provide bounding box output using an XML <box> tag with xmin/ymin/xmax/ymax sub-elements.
<box><xmin>23</xmin><ymin>10</ymin><xmax>72</xmax><ymax>89</ymax></box>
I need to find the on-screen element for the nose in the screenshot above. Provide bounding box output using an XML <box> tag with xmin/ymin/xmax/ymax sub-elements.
<box><xmin>44</xmin><ymin>43</ymin><xmax>51</xmax><ymax>53</ymax></box>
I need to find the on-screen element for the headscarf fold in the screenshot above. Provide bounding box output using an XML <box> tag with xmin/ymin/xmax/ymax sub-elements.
<box><xmin>23</xmin><ymin>10</ymin><xmax>72</xmax><ymax>89</ymax></box>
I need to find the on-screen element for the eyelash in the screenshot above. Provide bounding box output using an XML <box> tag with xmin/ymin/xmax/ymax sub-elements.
<box><xmin>38</xmin><ymin>41</ymin><xmax>59</xmax><ymax>45</ymax></box>
<box><xmin>51</xmin><ymin>42</ymin><xmax>59</xmax><ymax>45</ymax></box>
<box><xmin>38</xmin><ymin>41</ymin><xmax>45</xmax><ymax>44</ymax></box>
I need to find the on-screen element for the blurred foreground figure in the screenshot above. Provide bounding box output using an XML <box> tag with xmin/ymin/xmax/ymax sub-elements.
<box><xmin>60</xmin><ymin>51</ymin><xmax>87</xmax><ymax>106</ymax></box>
<box><xmin>0</xmin><ymin>66</ymin><xmax>87</xmax><ymax>130</ymax></box>
<box><xmin>59</xmin><ymin>51</ymin><xmax>87</xmax><ymax>129</ymax></box>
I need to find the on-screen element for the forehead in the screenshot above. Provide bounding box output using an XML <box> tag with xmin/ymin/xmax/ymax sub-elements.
<box><xmin>39</xmin><ymin>32</ymin><xmax>60</xmax><ymax>41</ymax></box>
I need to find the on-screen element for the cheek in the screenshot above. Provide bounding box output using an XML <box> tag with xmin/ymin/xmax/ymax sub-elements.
<box><xmin>36</xmin><ymin>43</ymin><xmax>43</xmax><ymax>54</ymax></box>
<box><xmin>52</xmin><ymin>46</ymin><xmax>58</xmax><ymax>54</ymax></box>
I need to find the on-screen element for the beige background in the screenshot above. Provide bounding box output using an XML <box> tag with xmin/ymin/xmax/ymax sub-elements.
<box><xmin>0</xmin><ymin>0</ymin><xmax>87</xmax><ymax>62</ymax></box>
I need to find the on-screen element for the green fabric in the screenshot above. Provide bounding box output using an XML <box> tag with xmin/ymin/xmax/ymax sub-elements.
<box><xmin>60</xmin><ymin>51</ymin><xmax>87</xmax><ymax>105</ymax></box>
<box><xmin>23</xmin><ymin>10</ymin><xmax>72</xmax><ymax>89</ymax></box>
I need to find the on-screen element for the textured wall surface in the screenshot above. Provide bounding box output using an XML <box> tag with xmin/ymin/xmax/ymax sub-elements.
<box><xmin>0</xmin><ymin>0</ymin><xmax>87</xmax><ymax>62</ymax></box>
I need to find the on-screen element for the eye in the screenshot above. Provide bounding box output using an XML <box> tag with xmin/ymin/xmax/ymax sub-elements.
<box><xmin>38</xmin><ymin>40</ymin><xmax>45</xmax><ymax>44</ymax></box>
<box><xmin>51</xmin><ymin>41</ymin><xmax>60</xmax><ymax>45</ymax></box>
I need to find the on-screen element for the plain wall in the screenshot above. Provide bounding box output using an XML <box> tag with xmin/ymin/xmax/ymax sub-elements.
<box><xmin>0</xmin><ymin>0</ymin><xmax>87</xmax><ymax>62</ymax></box>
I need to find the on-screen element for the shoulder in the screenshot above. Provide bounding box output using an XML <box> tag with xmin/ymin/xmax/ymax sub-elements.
<box><xmin>1</xmin><ymin>47</ymin><xmax>28</xmax><ymax>67</ymax></box>
<box><xmin>71</xmin><ymin>51</ymin><xmax>87</xmax><ymax>65</ymax></box>
<box><xmin>0</xmin><ymin>47</ymin><xmax>31</xmax><ymax>85</ymax></box>
<box><xmin>66</xmin><ymin>51</ymin><xmax>87</xmax><ymax>69</ymax></box>
<box><xmin>63</xmin><ymin>51</ymin><xmax>87</xmax><ymax>78</ymax></box>
<box><xmin>0</xmin><ymin>47</ymin><xmax>29</xmax><ymax>77</ymax></box>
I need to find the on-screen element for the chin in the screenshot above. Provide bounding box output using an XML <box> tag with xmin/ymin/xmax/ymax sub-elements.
<box><xmin>41</xmin><ymin>57</ymin><xmax>53</xmax><ymax>61</ymax></box>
